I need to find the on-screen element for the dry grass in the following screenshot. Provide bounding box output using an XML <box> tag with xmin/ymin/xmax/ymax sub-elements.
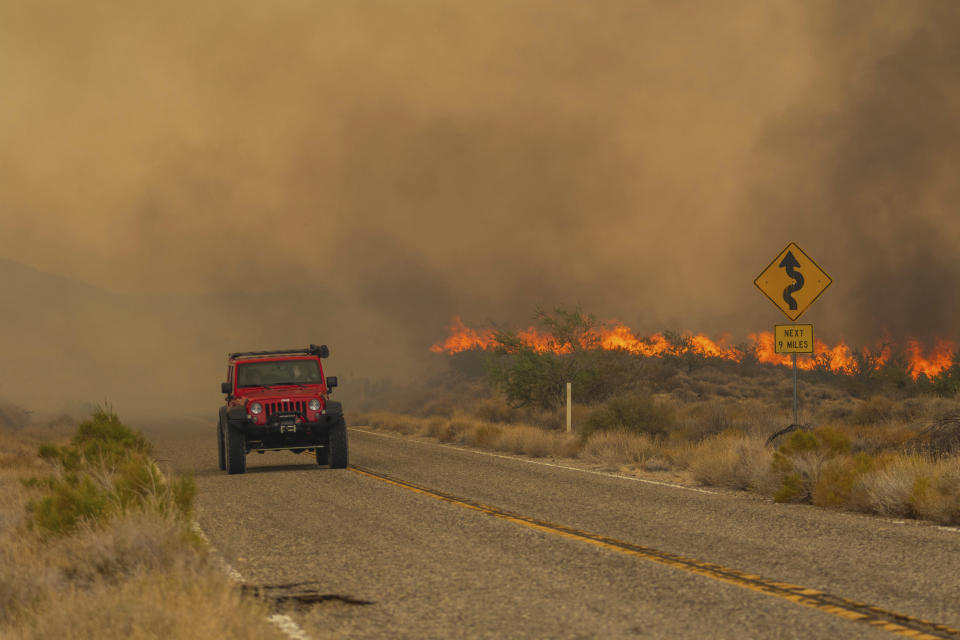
<box><xmin>12</xmin><ymin>565</ymin><xmax>280</xmax><ymax>640</ymax></box>
<box><xmin>0</xmin><ymin>424</ymin><xmax>284</xmax><ymax>639</ymax></box>
<box><xmin>675</xmin><ymin>399</ymin><xmax>782</xmax><ymax>441</ymax></box>
<box><xmin>850</xmin><ymin>455</ymin><xmax>960</xmax><ymax>524</ymax></box>
<box><xmin>356</xmin><ymin>393</ymin><xmax>960</xmax><ymax>526</ymax></box>
<box><xmin>686</xmin><ymin>434</ymin><xmax>774</xmax><ymax>491</ymax></box>
<box><xmin>356</xmin><ymin>411</ymin><xmax>579</xmax><ymax>458</ymax></box>
<box><xmin>579</xmin><ymin>431</ymin><xmax>661</xmax><ymax>467</ymax></box>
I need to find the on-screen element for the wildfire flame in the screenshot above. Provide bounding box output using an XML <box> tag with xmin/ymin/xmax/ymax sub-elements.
<box><xmin>431</xmin><ymin>317</ymin><xmax>956</xmax><ymax>380</ymax></box>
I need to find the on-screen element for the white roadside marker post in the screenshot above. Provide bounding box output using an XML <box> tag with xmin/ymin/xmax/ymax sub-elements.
<box><xmin>566</xmin><ymin>382</ymin><xmax>572</xmax><ymax>433</ymax></box>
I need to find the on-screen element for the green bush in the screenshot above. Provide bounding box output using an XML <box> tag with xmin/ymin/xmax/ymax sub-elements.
<box><xmin>812</xmin><ymin>453</ymin><xmax>875</xmax><ymax>507</ymax></box>
<box><xmin>582</xmin><ymin>392</ymin><xmax>675</xmax><ymax>438</ymax></box>
<box><xmin>72</xmin><ymin>406</ymin><xmax>151</xmax><ymax>463</ymax></box>
<box><xmin>27</xmin><ymin>406</ymin><xmax>193</xmax><ymax>536</ymax></box>
<box><xmin>771</xmin><ymin>427</ymin><xmax>853</xmax><ymax>503</ymax></box>
<box><xmin>30</xmin><ymin>474</ymin><xmax>111</xmax><ymax>535</ymax></box>
<box><xmin>482</xmin><ymin>306</ymin><xmax>618</xmax><ymax>410</ymax></box>
<box><xmin>932</xmin><ymin>364</ymin><xmax>960</xmax><ymax>397</ymax></box>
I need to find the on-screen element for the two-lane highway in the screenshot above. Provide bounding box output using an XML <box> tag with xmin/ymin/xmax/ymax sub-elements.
<box><xmin>147</xmin><ymin>419</ymin><xmax>960</xmax><ymax>639</ymax></box>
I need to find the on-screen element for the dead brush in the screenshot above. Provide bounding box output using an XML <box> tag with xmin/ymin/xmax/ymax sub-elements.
<box><xmin>491</xmin><ymin>424</ymin><xmax>577</xmax><ymax>458</ymax></box>
<box><xmin>687</xmin><ymin>434</ymin><xmax>773</xmax><ymax>491</ymax></box>
<box><xmin>8</xmin><ymin>554</ymin><xmax>283</xmax><ymax>640</ymax></box>
<box><xmin>443</xmin><ymin>417</ymin><xmax>478</xmax><ymax>443</ymax></box>
<box><xmin>849</xmin><ymin>455</ymin><xmax>926</xmax><ymax>518</ymax></box>
<box><xmin>850</xmin><ymin>455</ymin><xmax>960</xmax><ymax>524</ymax></box>
<box><xmin>356</xmin><ymin>411</ymin><xmax>423</xmax><ymax>436</ymax></box>
<box><xmin>580</xmin><ymin>431</ymin><xmax>661</xmax><ymax>467</ymax></box>
<box><xmin>463</xmin><ymin>423</ymin><xmax>503</xmax><ymax>448</ymax></box>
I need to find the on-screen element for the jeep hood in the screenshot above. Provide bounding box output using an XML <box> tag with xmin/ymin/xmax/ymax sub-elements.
<box><xmin>239</xmin><ymin>386</ymin><xmax>324</xmax><ymax>401</ymax></box>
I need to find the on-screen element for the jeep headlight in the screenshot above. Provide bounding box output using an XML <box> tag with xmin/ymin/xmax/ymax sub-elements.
<box><xmin>308</xmin><ymin>399</ymin><xmax>321</xmax><ymax>411</ymax></box>
<box><xmin>249</xmin><ymin>402</ymin><xmax>263</xmax><ymax>416</ymax></box>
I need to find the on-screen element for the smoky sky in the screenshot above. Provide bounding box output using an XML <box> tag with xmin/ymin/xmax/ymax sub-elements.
<box><xmin>1</xmin><ymin>1</ymin><xmax>959</xmax><ymax>411</ymax></box>
<box><xmin>733</xmin><ymin>2</ymin><xmax>960</xmax><ymax>343</ymax></box>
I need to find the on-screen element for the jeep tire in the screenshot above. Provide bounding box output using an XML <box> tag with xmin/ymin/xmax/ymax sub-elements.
<box><xmin>315</xmin><ymin>441</ymin><xmax>329</xmax><ymax>466</ymax></box>
<box><xmin>225</xmin><ymin>422</ymin><xmax>247</xmax><ymax>475</ymax></box>
<box><xmin>217</xmin><ymin>423</ymin><xmax>226</xmax><ymax>471</ymax></box>
<box><xmin>329</xmin><ymin>417</ymin><xmax>348</xmax><ymax>469</ymax></box>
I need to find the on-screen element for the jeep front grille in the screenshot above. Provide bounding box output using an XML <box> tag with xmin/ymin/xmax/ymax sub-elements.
<box><xmin>263</xmin><ymin>400</ymin><xmax>306</xmax><ymax>418</ymax></box>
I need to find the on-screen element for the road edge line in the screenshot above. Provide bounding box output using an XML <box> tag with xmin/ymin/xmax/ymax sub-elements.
<box><xmin>191</xmin><ymin>520</ymin><xmax>312</xmax><ymax>640</ymax></box>
<box><xmin>350</xmin><ymin>426</ymin><xmax>716</xmax><ymax>494</ymax></box>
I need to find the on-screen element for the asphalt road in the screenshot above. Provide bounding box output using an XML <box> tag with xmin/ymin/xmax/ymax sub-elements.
<box><xmin>145</xmin><ymin>418</ymin><xmax>960</xmax><ymax>640</ymax></box>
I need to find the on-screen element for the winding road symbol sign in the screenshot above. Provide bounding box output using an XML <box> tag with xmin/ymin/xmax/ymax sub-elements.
<box><xmin>754</xmin><ymin>242</ymin><xmax>832</xmax><ymax>321</ymax></box>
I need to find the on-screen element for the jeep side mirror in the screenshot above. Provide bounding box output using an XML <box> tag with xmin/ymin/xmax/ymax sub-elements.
<box><xmin>326</xmin><ymin>376</ymin><xmax>338</xmax><ymax>389</ymax></box>
<box><xmin>221</xmin><ymin>381</ymin><xmax>232</xmax><ymax>394</ymax></box>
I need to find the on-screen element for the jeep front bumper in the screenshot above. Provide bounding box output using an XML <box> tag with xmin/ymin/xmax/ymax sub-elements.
<box><xmin>228</xmin><ymin>413</ymin><xmax>344</xmax><ymax>452</ymax></box>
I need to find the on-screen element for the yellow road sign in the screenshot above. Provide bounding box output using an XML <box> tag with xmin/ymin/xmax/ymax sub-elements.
<box><xmin>754</xmin><ymin>242</ymin><xmax>832</xmax><ymax>321</ymax></box>
<box><xmin>775</xmin><ymin>324</ymin><xmax>813</xmax><ymax>354</ymax></box>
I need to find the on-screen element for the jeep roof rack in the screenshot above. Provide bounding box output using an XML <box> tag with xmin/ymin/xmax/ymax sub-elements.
<box><xmin>230</xmin><ymin>344</ymin><xmax>329</xmax><ymax>359</ymax></box>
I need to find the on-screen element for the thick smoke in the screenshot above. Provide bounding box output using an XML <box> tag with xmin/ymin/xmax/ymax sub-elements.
<box><xmin>740</xmin><ymin>2</ymin><xmax>960</xmax><ymax>343</ymax></box>
<box><xmin>0</xmin><ymin>1</ymin><xmax>957</xmax><ymax>412</ymax></box>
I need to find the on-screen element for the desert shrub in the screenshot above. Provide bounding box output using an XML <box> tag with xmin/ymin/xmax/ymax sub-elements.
<box><xmin>26</xmin><ymin>408</ymin><xmax>194</xmax><ymax>536</ymax></box>
<box><xmin>490</xmin><ymin>424</ymin><xmax>551</xmax><ymax>457</ymax></box>
<box><xmin>849</xmin><ymin>456</ymin><xmax>925</xmax><ymax>517</ymax></box>
<box><xmin>582</xmin><ymin>392</ymin><xmax>675</xmax><ymax>439</ymax></box>
<box><xmin>693</xmin><ymin>401</ymin><xmax>736</xmax><ymax>436</ymax></box>
<box><xmin>418</xmin><ymin>399</ymin><xmax>456</xmax><ymax>419</ymax></box>
<box><xmin>49</xmin><ymin>512</ymin><xmax>203</xmax><ymax>588</ymax></box>
<box><xmin>931</xmin><ymin>363</ymin><xmax>960</xmax><ymax>398</ymax></box>
<box><xmin>580</xmin><ymin>431</ymin><xmax>660</xmax><ymax>466</ymax></box>
<box><xmin>473</xmin><ymin>397</ymin><xmax>524</xmax><ymax>424</ymax></box>
<box><xmin>676</xmin><ymin>399</ymin><xmax>780</xmax><ymax>441</ymax></box>
<box><xmin>848</xmin><ymin>455</ymin><xmax>960</xmax><ymax>524</ymax></box>
<box><xmin>29</xmin><ymin>475</ymin><xmax>111</xmax><ymax>537</ymax></box>
<box><xmin>358</xmin><ymin>411</ymin><xmax>423</xmax><ymax>435</ymax></box>
<box><xmin>688</xmin><ymin>434</ymin><xmax>772</xmax><ymax>490</ymax></box>
<box><xmin>443</xmin><ymin>417</ymin><xmax>476</xmax><ymax>443</ymax></box>
<box><xmin>811</xmin><ymin>453</ymin><xmax>875</xmax><ymax>507</ymax></box>
<box><xmin>848</xmin><ymin>396</ymin><xmax>897</xmax><ymax>425</ymax></box>
<box><xmin>770</xmin><ymin>427</ymin><xmax>851</xmax><ymax>503</ymax></box>
<box><xmin>484</xmin><ymin>306</ymin><xmax>611</xmax><ymax>409</ymax></box>
<box><xmin>910</xmin><ymin>461</ymin><xmax>960</xmax><ymax>524</ymax></box>
<box><xmin>465</xmin><ymin>423</ymin><xmax>503</xmax><ymax>448</ymax></box>
<box><xmin>72</xmin><ymin>406</ymin><xmax>151</xmax><ymax>463</ymax></box>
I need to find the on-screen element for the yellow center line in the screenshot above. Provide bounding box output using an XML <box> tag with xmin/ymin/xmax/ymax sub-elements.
<box><xmin>350</xmin><ymin>465</ymin><xmax>960</xmax><ymax>640</ymax></box>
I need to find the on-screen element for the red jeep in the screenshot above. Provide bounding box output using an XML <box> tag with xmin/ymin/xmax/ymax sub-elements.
<box><xmin>217</xmin><ymin>344</ymin><xmax>347</xmax><ymax>474</ymax></box>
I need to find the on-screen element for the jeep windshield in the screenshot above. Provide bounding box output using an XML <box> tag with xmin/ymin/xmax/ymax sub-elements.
<box><xmin>236</xmin><ymin>360</ymin><xmax>323</xmax><ymax>388</ymax></box>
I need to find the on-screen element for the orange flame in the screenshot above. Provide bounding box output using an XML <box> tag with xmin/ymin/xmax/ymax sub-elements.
<box><xmin>905</xmin><ymin>338</ymin><xmax>956</xmax><ymax>379</ymax></box>
<box><xmin>433</xmin><ymin>317</ymin><xmax>955</xmax><ymax>380</ymax></box>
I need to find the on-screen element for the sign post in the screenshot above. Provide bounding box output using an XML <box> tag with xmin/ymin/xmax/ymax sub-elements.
<box><xmin>755</xmin><ymin>244</ymin><xmax>830</xmax><ymax>427</ymax></box>
<box><xmin>774</xmin><ymin>324</ymin><xmax>814</xmax><ymax>425</ymax></box>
